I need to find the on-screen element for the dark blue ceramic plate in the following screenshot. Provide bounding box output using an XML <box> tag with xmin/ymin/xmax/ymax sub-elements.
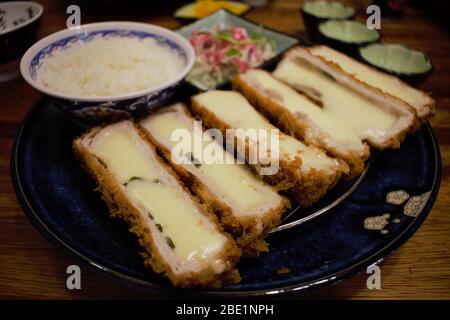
<box><xmin>11</xmin><ymin>97</ymin><xmax>441</xmax><ymax>297</ymax></box>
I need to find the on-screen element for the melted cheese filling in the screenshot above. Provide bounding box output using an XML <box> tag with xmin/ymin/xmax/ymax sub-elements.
<box><xmin>241</xmin><ymin>70</ymin><xmax>364</xmax><ymax>154</ymax></box>
<box><xmin>193</xmin><ymin>91</ymin><xmax>340</xmax><ymax>173</ymax></box>
<box><xmin>140</xmin><ymin>104</ymin><xmax>284</xmax><ymax>216</ymax></box>
<box><xmin>309</xmin><ymin>46</ymin><xmax>431</xmax><ymax>117</ymax></box>
<box><xmin>87</xmin><ymin>122</ymin><xmax>227</xmax><ymax>268</ymax></box>
<box><xmin>278</xmin><ymin>135</ymin><xmax>339</xmax><ymax>172</ymax></box>
<box><xmin>274</xmin><ymin>58</ymin><xmax>399</xmax><ymax>140</ymax></box>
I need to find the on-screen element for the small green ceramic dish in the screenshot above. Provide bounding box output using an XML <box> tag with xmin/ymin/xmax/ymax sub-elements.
<box><xmin>359</xmin><ymin>43</ymin><xmax>433</xmax><ymax>86</ymax></box>
<box><xmin>176</xmin><ymin>9</ymin><xmax>299</xmax><ymax>91</ymax></box>
<box><xmin>318</xmin><ymin>20</ymin><xmax>380</xmax><ymax>57</ymax></box>
<box><xmin>300</xmin><ymin>1</ymin><xmax>355</xmax><ymax>41</ymax></box>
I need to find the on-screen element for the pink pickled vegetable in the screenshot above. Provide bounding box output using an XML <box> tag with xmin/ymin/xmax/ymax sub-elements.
<box><xmin>187</xmin><ymin>26</ymin><xmax>275</xmax><ymax>90</ymax></box>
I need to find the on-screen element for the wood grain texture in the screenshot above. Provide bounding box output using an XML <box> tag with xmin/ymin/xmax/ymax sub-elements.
<box><xmin>0</xmin><ymin>0</ymin><xmax>449</xmax><ymax>300</ymax></box>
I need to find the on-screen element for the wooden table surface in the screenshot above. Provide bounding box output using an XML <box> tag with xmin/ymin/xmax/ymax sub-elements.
<box><xmin>1</xmin><ymin>0</ymin><xmax>449</xmax><ymax>300</ymax></box>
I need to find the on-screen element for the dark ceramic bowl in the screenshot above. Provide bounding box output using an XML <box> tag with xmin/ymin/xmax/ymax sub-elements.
<box><xmin>318</xmin><ymin>19</ymin><xmax>380</xmax><ymax>57</ymax></box>
<box><xmin>0</xmin><ymin>1</ymin><xmax>43</xmax><ymax>82</ymax></box>
<box><xmin>300</xmin><ymin>0</ymin><xmax>355</xmax><ymax>41</ymax></box>
<box><xmin>359</xmin><ymin>43</ymin><xmax>433</xmax><ymax>86</ymax></box>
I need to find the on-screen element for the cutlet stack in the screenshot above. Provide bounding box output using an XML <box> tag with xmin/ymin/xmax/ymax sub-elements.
<box><xmin>272</xmin><ymin>47</ymin><xmax>418</xmax><ymax>149</ymax></box>
<box><xmin>233</xmin><ymin>69</ymin><xmax>370</xmax><ymax>177</ymax></box>
<box><xmin>140</xmin><ymin>103</ymin><xmax>290</xmax><ymax>254</ymax></box>
<box><xmin>191</xmin><ymin>90</ymin><xmax>346</xmax><ymax>206</ymax></box>
<box><xmin>73</xmin><ymin>44</ymin><xmax>434</xmax><ymax>289</ymax></box>
<box><xmin>73</xmin><ymin>121</ymin><xmax>241</xmax><ymax>288</ymax></box>
<box><xmin>298</xmin><ymin>45</ymin><xmax>434</xmax><ymax>120</ymax></box>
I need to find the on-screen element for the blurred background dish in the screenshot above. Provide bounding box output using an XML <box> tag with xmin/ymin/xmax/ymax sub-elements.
<box><xmin>0</xmin><ymin>1</ymin><xmax>43</xmax><ymax>82</ymax></box>
<box><xmin>318</xmin><ymin>19</ymin><xmax>380</xmax><ymax>57</ymax></box>
<box><xmin>359</xmin><ymin>43</ymin><xmax>433</xmax><ymax>86</ymax></box>
<box><xmin>300</xmin><ymin>0</ymin><xmax>355</xmax><ymax>41</ymax></box>
<box><xmin>372</xmin><ymin>0</ymin><xmax>409</xmax><ymax>18</ymax></box>
<box><xmin>174</xmin><ymin>0</ymin><xmax>250</xmax><ymax>23</ymax></box>
<box><xmin>176</xmin><ymin>9</ymin><xmax>298</xmax><ymax>91</ymax></box>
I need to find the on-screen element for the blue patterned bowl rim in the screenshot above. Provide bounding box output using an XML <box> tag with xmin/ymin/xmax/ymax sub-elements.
<box><xmin>20</xmin><ymin>21</ymin><xmax>195</xmax><ymax>102</ymax></box>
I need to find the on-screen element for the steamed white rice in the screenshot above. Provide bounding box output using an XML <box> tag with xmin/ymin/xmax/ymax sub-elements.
<box><xmin>38</xmin><ymin>37</ymin><xmax>185</xmax><ymax>96</ymax></box>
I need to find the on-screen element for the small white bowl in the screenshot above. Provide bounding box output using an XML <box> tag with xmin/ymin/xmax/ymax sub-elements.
<box><xmin>20</xmin><ymin>21</ymin><xmax>195</xmax><ymax>122</ymax></box>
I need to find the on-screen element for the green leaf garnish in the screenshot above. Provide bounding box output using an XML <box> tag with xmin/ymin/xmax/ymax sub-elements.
<box><xmin>186</xmin><ymin>152</ymin><xmax>201</xmax><ymax>168</ymax></box>
<box><xmin>165</xmin><ymin>237</ymin><xmax>175</xmax><ymax>249</ymax></box>
<box><xmin>268</xmin><ymin>38</ymin><xmax>277</xmax><ymax>50</ymax></box>
<box><xmin>227</xmin><ymin>48</ymin><xmax>241</xmax><ymax>57</ymax></box>
<box><xmin>155</xmin><ymin>224</ymin><xmax>163</xmax><ymax>232</ymax></box>
<box><xmin>250</xmin><ymin>31</ymin><xmax>264</xmax><ymax>41</ymax></box>
<box><xmin>148</xmin><ymin>212</ymin><xmax>154</xmax><ymax>220</ymax></box>
<box><xmin>123</xmin><ymin>176</ymin><xmax>143</xmax><ymax>186</ymax></box>
<box><xmin>214</xmin><ymin>30</ymin><xmax>234</xmax><ymax>42</ymax></box>
<box><xmin>321</xmin><ymin>70</ymin><xmax>336</xmax><ymax>81</ymax></box>
<box><xmin>249</xmin><ymin>29</ymin><xmax>277</xmax><ymax>49</ymax></box>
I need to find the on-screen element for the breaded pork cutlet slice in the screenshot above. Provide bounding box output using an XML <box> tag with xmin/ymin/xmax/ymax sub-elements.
<box><xmin>304</xmin><ymin>45</ymin><xmax>435</xmax><ymax>120</ymax></box>
<box><xmin>73</xmin><ymin>120</ymin><xmax>241</xmax><ymax>288</ymax></box>
<box><xmin>273</xmin><ymin>47</ymin><xmax>418</xmax><ymax>149</ymax></box>
<box><xmin>233</xmin><ymin>69</ymin><xmax>370</xmax><ymax>178</ymax></box>
<box><xmin>139</xmin><ymin>103</ymin><xmax>290</xmax><ymax>254</ymax></box>
<box><xmin>191</xmin><ymin>91</ymin><xmax>346</xmax><ymax>207</ymax></box>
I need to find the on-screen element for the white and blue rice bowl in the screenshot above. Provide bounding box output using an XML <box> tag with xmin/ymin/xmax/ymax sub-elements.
<box><xmin>20</xmin><ymin>21</ymin><xmax>195</xmax><ymax>123</ymax></box>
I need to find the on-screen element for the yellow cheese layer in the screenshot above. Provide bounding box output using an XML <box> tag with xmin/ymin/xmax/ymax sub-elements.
<box><xmin>193</xmin><ymin>91</ymin><xmax>340</xmax><ymax>173</ymax></box>
<box><xmin>89</xmin><ymin>121</ymin><xmax>227</xmax><ymax>267</ymax></box>
<box><xmin>140</xmin><ymin>104</ymin><xmax>284</xmax><ymax>216</ymax></box>
<box><xmin>274</xmin><ymin>58</ymin><xmax>398</xmax><ymax>140</ymax></box>
<box><xmin>310</xmin><ymin>46</ymin><xmax>431</xmax><ymax>117</ymax></box>
<box><xmin>278</xmin><ymin>135</ymin><xmax>339</xmax><ymax>172</ymax></box>
<box><xmin>242</xmin><ymin>69</ymin><xmax>364</xmax><ymax>154</ymax></box>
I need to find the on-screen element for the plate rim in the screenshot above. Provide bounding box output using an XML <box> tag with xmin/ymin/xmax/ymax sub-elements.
<box><xmin>10</xmin><ymin>97</ymin><xmax>442</xmax><ymax>298</ymax></box>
